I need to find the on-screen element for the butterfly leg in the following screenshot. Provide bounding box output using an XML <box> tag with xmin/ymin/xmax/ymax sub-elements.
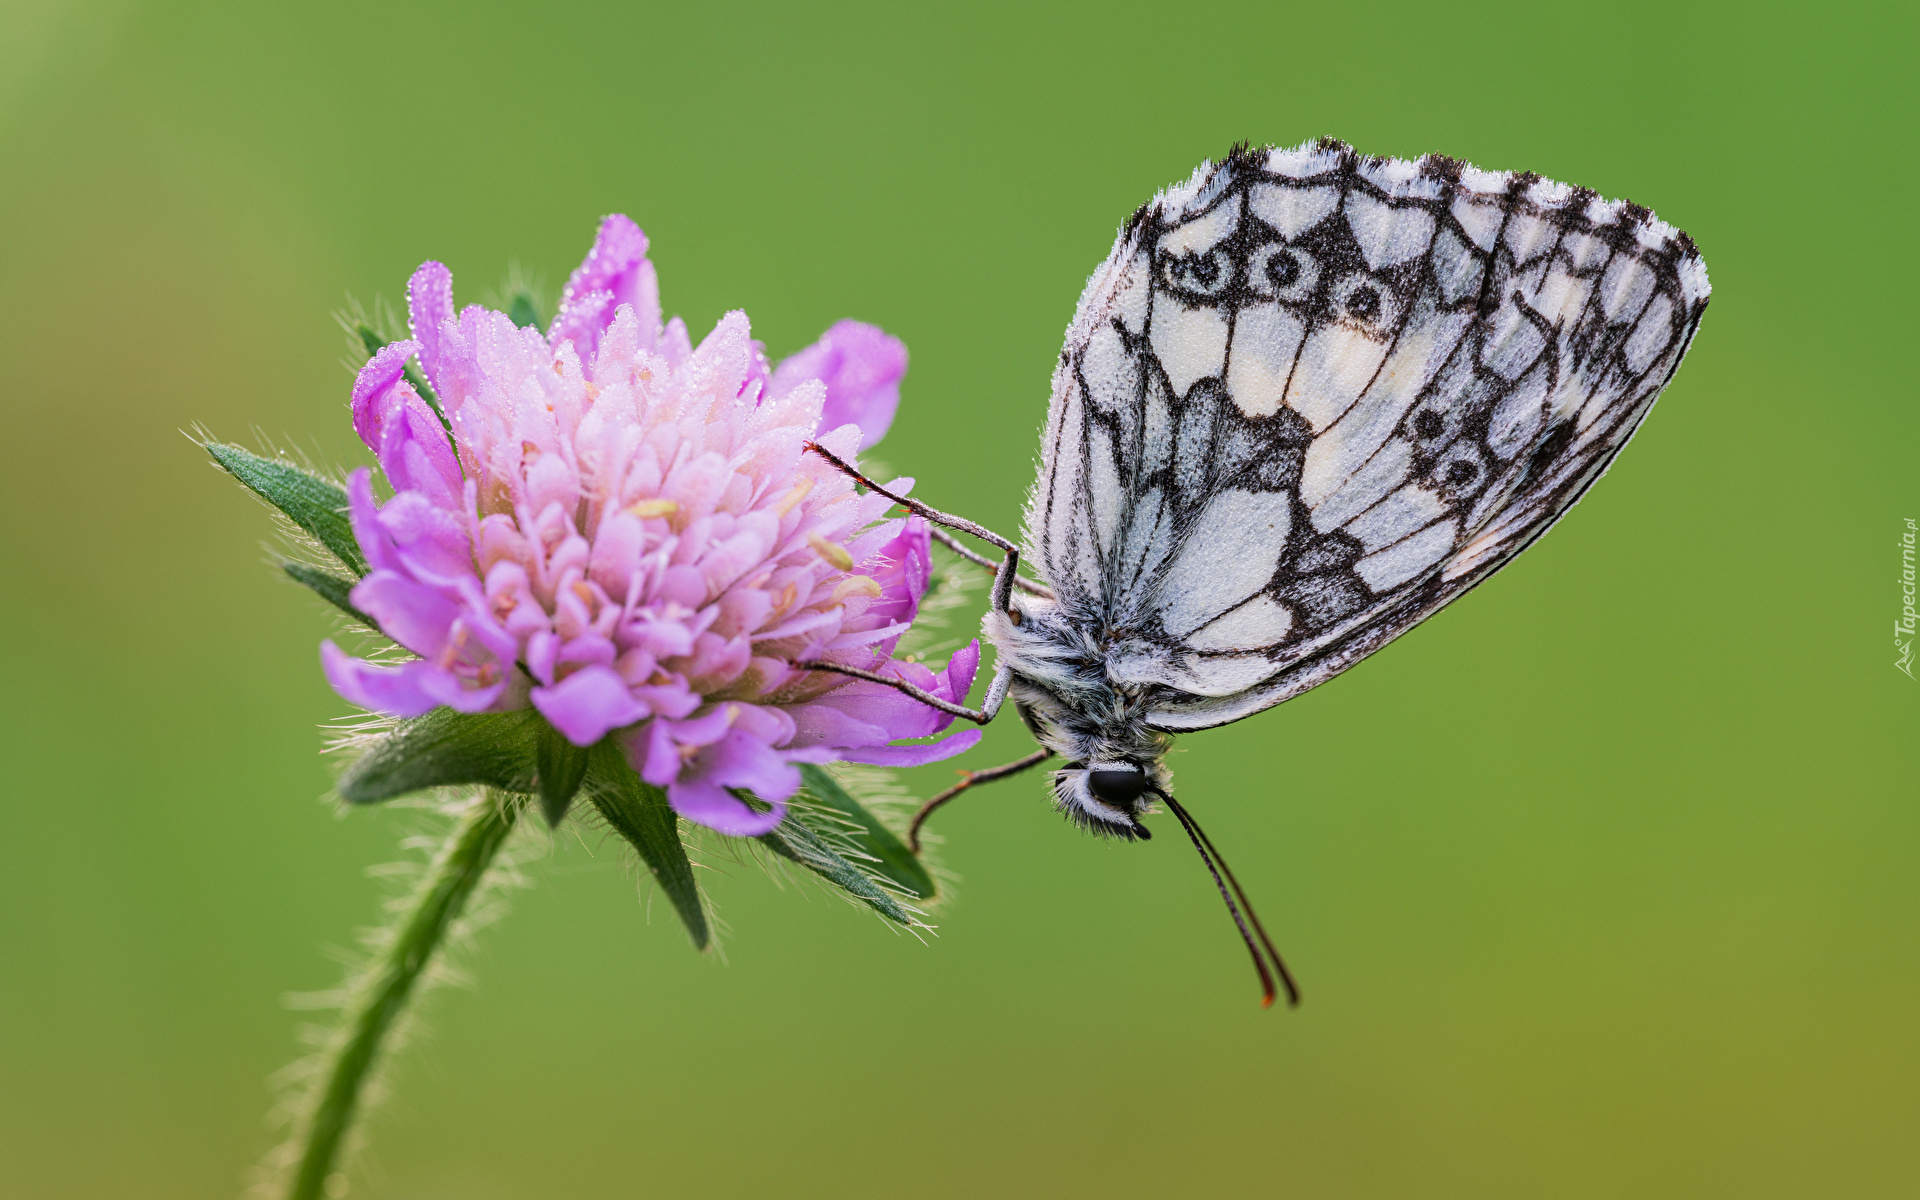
<box><xmin>792</xmin><ymin>656</ymin><xmax>1012</xmax><ymax>723</ymax></box>
<box><xmin>805</xmin><ymin>441</ymin><xmax>1047</xmax><ymax>614</ymax></box>
<box><xmin>908</xmin><ymin>747</ymin><xmax>1054</xmax><ymax>853</ymax></box>
<box><xmin>798</xmin><ymin>441</ymin><xmax>1029</xmax><ymax>724</ymax></box>
<box><xmin>926</xmin><ymin>527</ymin><xmax>1052</xmax><ymax>598</ymax></box>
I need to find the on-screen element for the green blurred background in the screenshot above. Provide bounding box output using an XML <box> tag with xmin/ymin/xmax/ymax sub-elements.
<box><xmin>1</xmin><ymin>1</ymin><xmax>1912</xmax><ymax>1196</ymax></box>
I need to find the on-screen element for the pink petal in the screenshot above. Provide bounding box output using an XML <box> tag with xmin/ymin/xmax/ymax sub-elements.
<box><xmin>407</xmin><ymin>262</ymin><xmax>456</xmax><ymax>397</ymax></box>
<box><xmin>321</xmin><ymin>642</ymin><xmax>503</xmax><ymax>716</ymax></box>
<box><xmin>627</xmin><ymin>718</ymin><xmax>681</xmax><ymax>788</ymax></box>
<box><xmin>373</xmin><ymin>491</ymin><xmax>472</xmax><ymax>588</ymax></box>
<box><xmin>378</xmin><ymin>392</ymin><xmax>461</xmax><ymax>512</ymax></box>
<box><xmin>549</xmin><ymin>214</ymin><xmax>661</xmax><ymax>362</ymax></box>
<box><xmin>837</xmin><ymin>727</ymin><xmax>984</xmax><ymax>767</ymax></box>
<box><xmin>660</xmin><ymin>316</ymin><xmax>693</xmax><ymax>367</ymax></box>
<box><xmin>938</xmin><ymin>639</ymin><xmax>981</xmax><ymax>702</ymax></box>
<box><xmin>771</xmin><ymin>320</ymin><xmax>907</xmax><ymax>450</ymax></box>
<box><xmin>531</xmin><ymin>666</ymin><xmax>650</xmax><ymax>745</ymax></box>
<box><xmin>666</xmin><ymin>775</ymin><xmax>787</xmax><ymax>838</ymax></box>
<box><xmin>350</xmin><ymin>339</ymin><xmax>421</xmax><ymax>451</ymax></box>
<box><xmin>345</xmin><ymin>469</ymin><xmax>401</xmax><ymax>574</ymax></box>
<box><xmin>784</xmin><ymin>701</ymin><xmax>892</xmax><ymax>751</ymax></box>
<box><xmin>349</xmin><ymin>570</ymin><xmax>460</xmax><ymax>657</ymax></box>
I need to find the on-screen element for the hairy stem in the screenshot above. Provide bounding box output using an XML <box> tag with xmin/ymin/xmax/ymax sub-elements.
<box><xmin>286</xmin><ymin>793</ymin><xmax>520</xmax><ymax>1200</ymax></box>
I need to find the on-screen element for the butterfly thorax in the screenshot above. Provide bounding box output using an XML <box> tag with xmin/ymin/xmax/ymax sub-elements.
<box><xmin>984</xmin><ymin>597</ymin><xmax>1173</xmax><ymax>838</ymax></box>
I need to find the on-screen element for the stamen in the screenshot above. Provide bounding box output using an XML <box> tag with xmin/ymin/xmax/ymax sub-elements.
<box><xmin>831</xmin><ymin>576</ymin><xmax>883</xmax><ymax>603</ymax></box>
<box><xmin>807</xmin><ymin>533</ymin><xmax>854</xmax><ymax>570</ymax></box>
<box><xmin>435</xmin><ymin>625</ymin><xmax>470</xmax><ymax>670</ymax></box>
<box><xmin>772</xmin><ymin>477</ymin><xmax>814</xmax><ymax>516</ymax></box>
<box><xmin>628</xmin><ymin>498</ymin><xmax>677</xmax><ymax>519</ymax></box>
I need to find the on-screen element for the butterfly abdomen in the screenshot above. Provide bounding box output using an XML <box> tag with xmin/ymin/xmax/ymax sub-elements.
<box><xmin>986</xmin><ymin>597</ymin><xmax>1174</xmax><ymax>773</ymax></box>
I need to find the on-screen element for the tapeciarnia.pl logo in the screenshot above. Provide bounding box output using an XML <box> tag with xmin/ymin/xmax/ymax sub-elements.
<box><xmin>1898</xmin><ymin>518</ymin><xmax>1916</xmax><ymax>678</ymax></box>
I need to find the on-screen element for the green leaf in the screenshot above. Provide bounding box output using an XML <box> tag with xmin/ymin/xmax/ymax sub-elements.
<box><xmin>207</xmin><ymin>442</ymin><xmax>368</xmax><ymax>577</ymax></box>
<box><xmin>583</xmin><ymin>743</ymin><xmax>709</xmax><ymax>949</ymax></box>
<box><xmin>282</xmin><ymin>561</ymin><xmax>373</xmax><ymax>626</ymax></box>
<box><xmin>535</xmin><ymin>723</ymin><xmax>591</xmax><ymax>827</ymax></box>
<box><xmin>506</xmin><ymin>292</ymin><xmax>543</xmax><ymax>330</ymax></box>
<box><xmin>337</xmin><ymin>708</ymin><xmax>542</xmax><ymax>804</ymax></box>
<box><xmin>797</xmin><ymin>764</ymin><xmax>936</xmax><ymax>900</ymax></box>
<box><xmin>760</xmin><ymin>813</ymin><xmax>916</xmax><ymax>926</ymax></box>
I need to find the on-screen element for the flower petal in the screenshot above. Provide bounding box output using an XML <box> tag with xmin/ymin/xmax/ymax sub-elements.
<box><xmin>771</xmin><ymin>320</ymin><xmax>907</xmax><ymax>450</ymax></box>
<box><xmin>350</xmin><ymin>339</ymin><xmax>421</xmax><ymax>451</ymax></box>
<box><xmin>863</xmin><ymin>516</ymin><xmax>932</xmax><ymax>631</ymax></box>
<box><xmin>665</xmin><ymin>775</ymin><xmax>786</xmax><ymax>838</ymax></box>
<box><xmin>349</xmin><ymin>570</ymin><xmax>460</xmax><ymax>657</ymax></box>
<box><xmin>407</xmin><ymin>261</ymin><xmax>456</xmax><ymax>397</ymax></box>
<box><xmin>549</xmin><ymin>214</ymin><xmax>660</xmax><ymax>362</ymax></box>
<box><xmin>782</xmin><ymin>700</ymin><xmax>892</xmax><ymax>751</ymax></box>
<box><xmin>378</xmin><ymin>393</ymin><xmax>462</xmax><ymax>512</ymax></box>
<box><xmin>374</xmin><ymin>491</ymin><xmax>473</xmax><ymax>587</ymax></box>
<box><xmin>531</xmin><ymin>665</ymin><xmax>650</xmax><ymax>745</ymax></box>
<box><xmin>345</xmin><ymin>468</ymin><xmax>401</xmax><ymax>574</ymax></box>
<box><xmin>937</xmin><ymin>638</ymin><xmax>982</xmax><ymax>703</ymax></box>
<box><xmin>321</xmin><ymin>642</ymin><xmax>503</xmax><ymax>716</ymax></box>
<box><xmin>836</xmin><ymin>727</ymin><xmax>984</xmax><ymax>767</ymax></box>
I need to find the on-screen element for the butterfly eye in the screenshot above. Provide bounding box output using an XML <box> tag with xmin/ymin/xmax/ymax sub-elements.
<box><xmin>1246</xmin><ymin>244</ymin><xmax>1319</xmax><ymax>301</ymax></box>
<box><xmin>1162</xmin><ymin>248</ymin><xmax>1232</xmax><ymax>297</ymax></box>
<box><xmin>1086</xmin><ymin>768</ymin><xmax>1149</xmax><ymax>808</ymax></box>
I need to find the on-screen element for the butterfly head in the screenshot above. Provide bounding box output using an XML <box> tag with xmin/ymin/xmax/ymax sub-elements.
<box><xmin>1054</xmin><ymin>760</ymin><xmax>1164</xmax><ymax>840</ymax></box>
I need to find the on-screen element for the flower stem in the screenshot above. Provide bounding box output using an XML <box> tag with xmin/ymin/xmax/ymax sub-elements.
<box><xmin>287</xmin><ymin>793</ymin><xmax>521</xmax><ymax>1200</ymax></box>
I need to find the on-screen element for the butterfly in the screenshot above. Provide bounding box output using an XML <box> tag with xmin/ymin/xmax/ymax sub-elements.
<box><xmin>803</xmin><ymin>138</ymin><xmax>1710</xmax><ymax>1005</ymax></box>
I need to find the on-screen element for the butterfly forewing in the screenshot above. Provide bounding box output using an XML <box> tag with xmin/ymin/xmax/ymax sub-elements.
<box><xmin>1023</xmin><ymin>140</ymin><xmax>1709</xmax><ymax>729</ymax></box>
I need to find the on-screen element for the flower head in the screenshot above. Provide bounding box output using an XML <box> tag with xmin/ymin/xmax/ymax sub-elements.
<box><xmin>324</xmin><ymin>216</ymin><xmax>976</xmax><ymax>836</ymax></box>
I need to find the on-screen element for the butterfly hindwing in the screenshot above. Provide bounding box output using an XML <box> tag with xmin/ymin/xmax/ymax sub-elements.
<box><xmin>1023</xmin><ymin>140</ymin><xmax>1709</xmax><ymax>728</ymax></box>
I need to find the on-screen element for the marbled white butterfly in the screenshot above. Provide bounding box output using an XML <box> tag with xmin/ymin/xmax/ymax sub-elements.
<box><xmin>805</xmin><ymin>139</ymin><xmax>1710</xmax><ymax>1005</ymax></box>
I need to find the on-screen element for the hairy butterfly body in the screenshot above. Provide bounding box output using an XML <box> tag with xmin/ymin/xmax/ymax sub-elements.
<box><xmin>805</xmin><ymin>138</ymin><xmax>1709</xmax><ymax>1004</ymax></box>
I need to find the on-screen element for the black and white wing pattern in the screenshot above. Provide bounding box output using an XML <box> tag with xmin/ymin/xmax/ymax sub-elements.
<box><xmin>1024</xmin><ymin>140</ymin><xmax>1710</xmax><ymax>732</ymax></box>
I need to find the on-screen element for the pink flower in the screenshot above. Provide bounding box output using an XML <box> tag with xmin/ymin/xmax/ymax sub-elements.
<box><xmin>323</xmin><ymin>217</ymin><xmax>975</xmax><ymax>837</ymax></box>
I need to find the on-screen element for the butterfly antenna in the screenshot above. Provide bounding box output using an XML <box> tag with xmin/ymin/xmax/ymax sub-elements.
<box><xmin>1184</xmin><ymin>802</ymin><xmax>1303</xmax><ymax>1008</ymax></box>
<box><xmin>1153</xmin><ymin>787</ymin><xmax>1302</xmax><ymax>1008</ymax></box>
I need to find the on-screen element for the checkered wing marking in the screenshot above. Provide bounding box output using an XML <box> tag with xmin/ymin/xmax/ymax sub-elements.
<box><xmin>1023</xmin><ymin>140</ymin><xmax>1710</xmax><ymax>725</ymax></box>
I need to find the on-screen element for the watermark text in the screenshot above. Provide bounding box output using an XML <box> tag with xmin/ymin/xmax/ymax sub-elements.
<box><xmin>1898</xmin><ymin>518</ymin><xmax>1916</xmax><ymax>678</ymax></box>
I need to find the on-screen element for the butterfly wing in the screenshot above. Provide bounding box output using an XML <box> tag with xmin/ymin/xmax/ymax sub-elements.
<box><xmin>1023</xmin><ymin>140</ymin><xmax>1709</xmax><ymax>731</ymax></box>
